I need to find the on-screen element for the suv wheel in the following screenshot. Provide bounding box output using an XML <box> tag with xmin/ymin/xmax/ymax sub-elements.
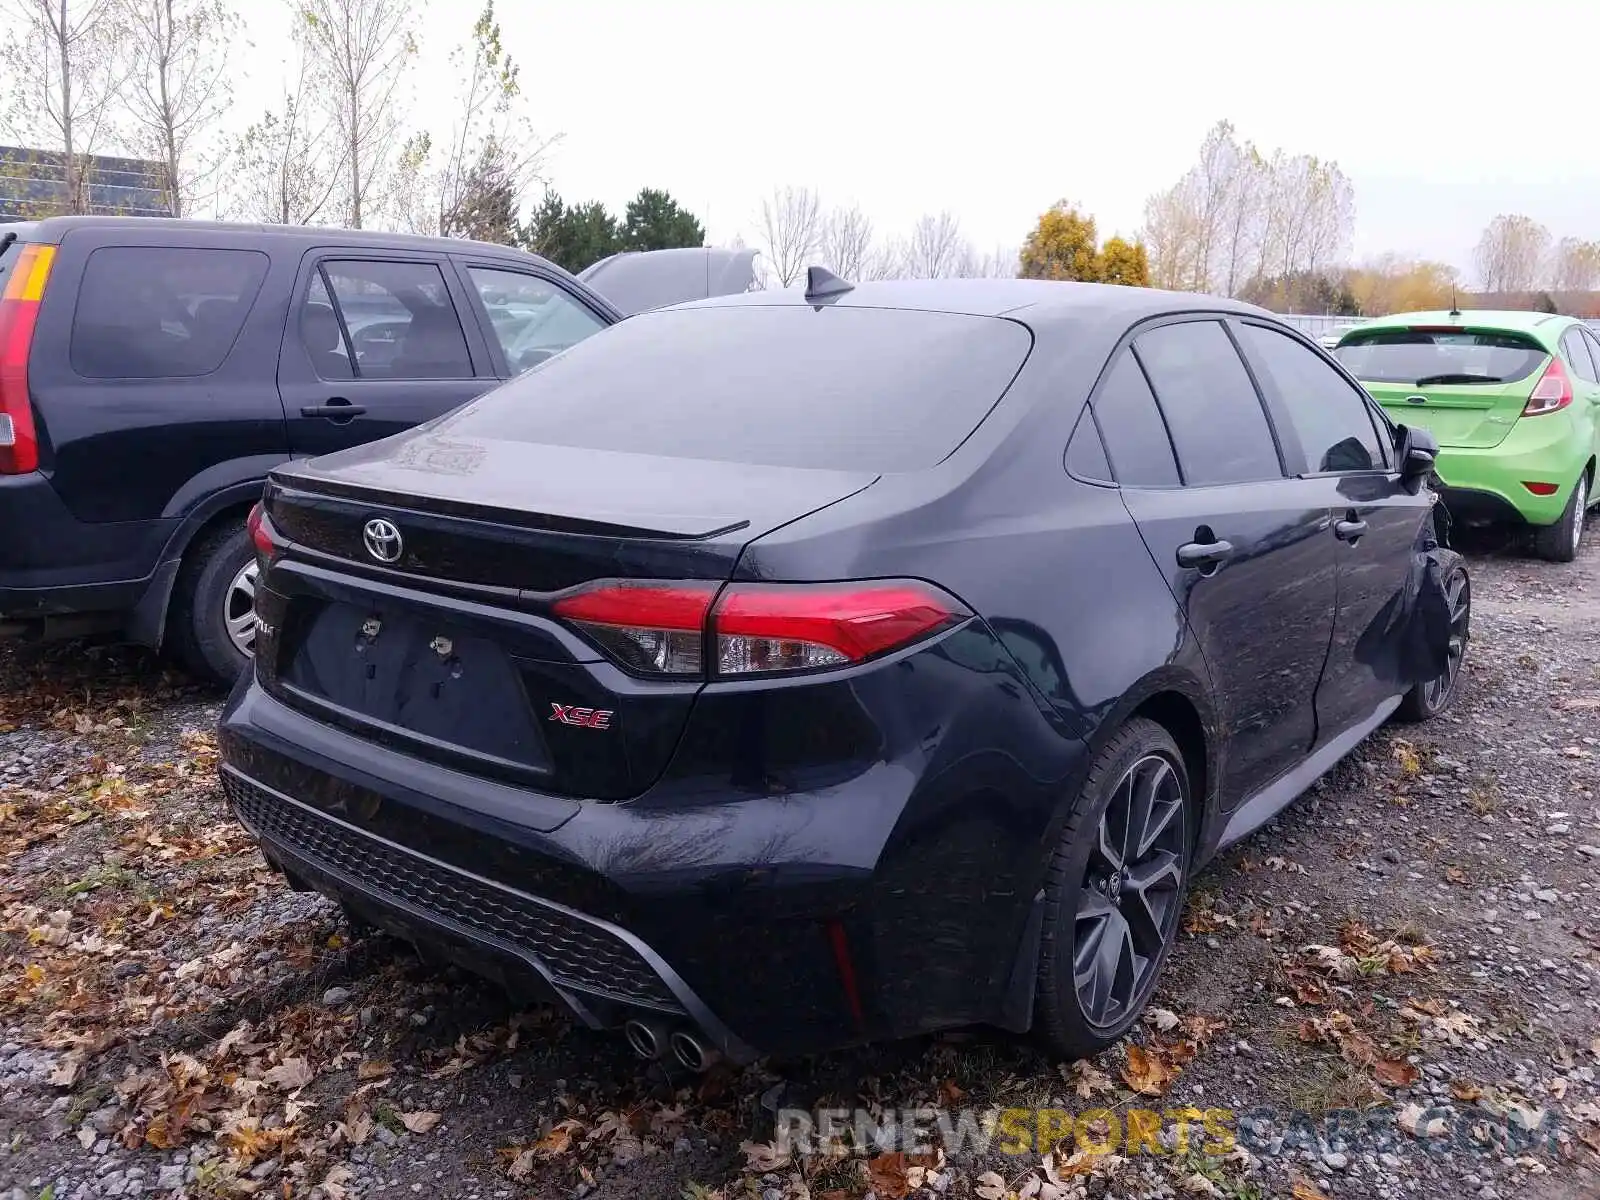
<box><xmin>1396</xmin><ymin>552</ymin><xmax>1469</xmax><ymax>722</ymax></box>
<box><xmin>169</xmin><ymin>520</ymin><xmax>256</xmax><ymax>687</ymax></box>
<box><xmin>1035</xmin><ymin>717</ymin><xmax>1191</xmax><ymax>1059</ymax></box>
<box><xmin>1533</xmin><ymin>471</ymin><xmax>1588</xmax><ymax>563</ymax></box>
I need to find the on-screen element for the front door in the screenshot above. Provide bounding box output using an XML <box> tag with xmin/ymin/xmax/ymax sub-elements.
<box><xmin>1092</xmin><ymin>319</ymin><xmax>1338</xmax><ymax>811</ymax></box>
<box><xmin>277</xmin><ymin>252</ymin><xmax>497</xmax><ymax>458</ymax></box>
<box><xmin>1233</xmin><ymin>320</ymin><xmax>1434</xmax><ymax>741</ymax></box>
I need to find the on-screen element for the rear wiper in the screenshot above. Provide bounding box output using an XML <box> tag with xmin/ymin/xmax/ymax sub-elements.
<box><xmin>1413</xmin><ymin>373</ymin><xmax>1503</xmax><ymax>385</ymax></box>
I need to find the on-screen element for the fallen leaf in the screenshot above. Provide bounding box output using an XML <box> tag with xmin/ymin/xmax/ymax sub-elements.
<box><xmin>867</xmin><ymin>1150</ymin><xmax>942</xmax><ymax>1200</ymax></box>
<box><xmin>261</xmin><ymin>1057</ymin><xmax>313</xmax><ymax>1091</ymax></box>
<box><xmin>1146</xmin><ymin>1007</ymin><xmax>1180</xmax><ymax>1032</ymax></box>
<box><xmin>1291</xmin><ymin>1177</ymin><xmax>1330</xmax><ymax>1200</ymax></box>
<box><xmin>399</xmin><ymin>1110</ymin><xmax>440</xmax><ymax>1134</ymax></box>
<box><xmin>1059</xmin><ymin>1059</ymin><xmax>1114</xmax><ymax>1098</ymax></box>
<box><xmin>974</xmin><ymin>1171</ymin><xmax>1008</xmax><ymax>1200</ymax></box>
<box><xmin>742</xmin><ymin>1140</ymin><xmax>789</xmax><ymax>1172</ymax></box>
<box><xmin>939</xmin><ymin>1077</ymin><xmax>965</xmax><ymax>1104</ymax></box>
<box><xmin>1121</xmin><ymin>1044</ymin><xmax>1177</xmax><ymax>1096</ymax></box>
<box><xmin>357</xmin><ymin>1059</ymin><xmax>392</xmax><ymax>1081</ymax></box>
<box><xmin>534</xmin><ymin>1119</ymin><xmax>583</xmax><ymax>1158</ymax></box>
<box><xmin>1450</xmin><ymin>1079</ymin><xmax>1483</xmax><ymax>1102</ymax></box>
<box><xmin>1180</xmin><ymin>1173</ymin><xmax>1223</xmax><ymax>1196</ymax></box>
<box><xmin>1444</xmin><ymin>866</ymin><xmax>1468</xmax><ymax>885</ymax></box>
<box><xmin>1375</xmin><ymin>1058</ymin><xmax>1421</xmax><ymax>1087</ymax></box>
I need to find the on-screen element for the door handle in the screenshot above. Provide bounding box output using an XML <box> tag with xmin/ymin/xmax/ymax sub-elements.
<box><xmin>301</xmin><ymin>400</ymin><xmax>367</xmax><ymax>422</ymax></box>
<box><xmin>1334</xmin><ymin>517</ymin><xmax>1368</xmax><ymax>542</ymax></box>
<box><xmin>1176</xmin><ymin>539</ymin><xmax>1234</xmax><ymax>570</ymax></box>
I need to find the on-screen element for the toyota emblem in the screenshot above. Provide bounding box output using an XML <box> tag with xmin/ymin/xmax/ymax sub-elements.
<box><xmin>362</xmin><ymin>517</ymin><xmax>403</xmax><ymax>564</ymax></box>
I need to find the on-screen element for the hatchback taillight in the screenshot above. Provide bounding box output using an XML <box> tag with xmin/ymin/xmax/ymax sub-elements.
<box><xmin>0</xmin><ymin>243</ymin><xmax>56</xmax><ymax>474</ymax></box>
<box><xmin>1523</xmin><ymin>356</ymin><xmax>1573</xmax><ymax>416</ymax></box>
<box><xmin>551</xmin><ymin>579</ymin><xmax>970</xmax><ymax>678</ymax></box>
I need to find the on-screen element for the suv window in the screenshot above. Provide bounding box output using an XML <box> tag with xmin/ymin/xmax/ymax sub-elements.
<box><xmin>439</xmin><ymin>305</ymin><xmax>1032</xmax><ymax>472</ymax></box>
<box><xmin>1239</xmin><ymin>323</ymin><xmax>1386</xmax><ymax>473</ymax></box>
<box><xmin>467</xmin><ymin>267</ymin><xmax>605</xmax><ymax>375</ymax></box>
<box><xmin>1562</xmin><ymin>329</ymin><xmax>1598</xmax><ymax>383</ymax></box>
<box><xmin>316</xmin><ymin>260</ymin><xmax>472</xmax><ymax>380</ymax></box>
<box><xmin>1090</xmin><ymin>351</ymin><xmax>1179</xmax><ymax>486</ymax></box>
<box><xmin>1134</xmin><ymin>320</ymin><xmax>1282</xmax><ymax>486</ymax></box>
<box><xmin>70</xmin><ymin>246</ymin><xmax>268</xmax><ymax>379</ymax></box>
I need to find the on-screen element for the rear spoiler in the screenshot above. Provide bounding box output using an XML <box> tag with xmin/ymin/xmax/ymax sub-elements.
<box><xmin>578</xmin><ymin>246</ymin><xmax>759</xmax><ymax>316</ymax></box>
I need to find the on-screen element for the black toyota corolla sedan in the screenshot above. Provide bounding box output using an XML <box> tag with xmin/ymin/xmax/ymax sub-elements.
<box><xmin>219</xmin><ymin>273</ymin><xmax>1468</xmax><ymax>1068</ymax></box>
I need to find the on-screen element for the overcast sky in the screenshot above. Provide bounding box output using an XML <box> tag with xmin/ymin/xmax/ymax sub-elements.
<box><xmin>230</xmin><ymin>0</ymin><xmax>1600</xmax><ymax>274</ymax></box>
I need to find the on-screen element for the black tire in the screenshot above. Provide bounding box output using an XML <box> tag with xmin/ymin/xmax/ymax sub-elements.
<box><xmin>168</xmin><ymin>519</ymin><xmax>256</xmax><ymax>687</ymax></box>
<box><xmin>1396</xmin><ymin>551</ymin><xmax>1469</xmax><ymax>722</ymax></box>
<box><xmin>1532</xmin><ymin>470</ymin><xmax>1589</xmax><ymax>563</ymax></box>
<box><xmin>1035</xmin><ymin>717</ymin><xmax>1192</xmax><ymax>1060</ymax></box>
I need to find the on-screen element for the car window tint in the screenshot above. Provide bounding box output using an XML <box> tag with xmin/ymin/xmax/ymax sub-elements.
<box><xmin>467</xmin><ymin>267</ymin><xmax>606</xmax><ymax>375</ymax></box>
<box><xmin>298</xmin><ymin>273</ymin><xmax>354</xmax><ymax>380</ymax></box>
<box><xmin>1134</xmin><ymin>321</ymin><xmax>1282</xmax><ymax>486</ymax></box>
<box><xmin>1239</xmin><ymin>323</ymin><xmax>1385</xmax><ymax>474</ymax></box>
<box><xmin>1335</xmin><ymin>328</ymin><xmax>1547</xmax><ymax>385</ymax></box>
<box><xmin>321</xmin><ymin>260</ymin><xmax>472</xmax><ymax>380</ymax></box>
<box><xmin>1584</xmin><ymin>329</ymin><xmax>1600</xmax><ymax>374</ymax></box>
<box><xmin>439</xmin><ymin>306</ymin><xmax>1032</xmax><ymax>472</ymax></box>
<box><xmin>70</xmin><ymin>246</ymin><xmax>267</xmax><ymax>379</ymax></box>
<box><xmin>1562</xmin><ymin>330</ymin><xmax>1598</xmax><ymax>383</ymax></box>
<box><xmin>1090</xmin><ymin>351</ymin><xmax>1179</xmax><ymax>486</ymax></box>
<box><xmin>1065</xmin><ymin>407</ymin><xmax>1112</xmax><ymax>483</ymax></box>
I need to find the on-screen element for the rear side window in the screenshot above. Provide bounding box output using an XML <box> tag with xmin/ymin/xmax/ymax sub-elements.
<box><xmin>0</xmin><ymin>235</ymin><xmax>23</xmax><ymax>292</ymax></box>
<box><xmin>1335</xmin><ymin>328</ymin><xmax>1548</xmax><ymax>385</ymax></box>
<box><xmin>443</xmin><ymin>306</ymin><xmax>1032</xmax><ymax>472</ymax></box>
<box><xmin>70</xmin><ymin>247</ymin><xmax>268</xmax><ymax>379</ymax></box>
<box><xmin>1065</xmin><ymin>408</ymin><xmax>1112</xmax><ymax>483</ymax></box>
<box><xmin>1134</xmin><ymin>320</ymin><xmax>1282</xmax><ymax>486</ymax></box>
<box><xmin>1238</xmin><ymin>323</ymin><xmax>1387</xmax><ymax>473</ymax></box>
<box><xmin>1091</xmin><ymin>351</ymin><xmax>1178</xmax><ymax>486</ymax></box>
<box><xmin>1561</xmin><ymin>329</ymin><xmax>1597</xmax><ymax>383</ymax></box>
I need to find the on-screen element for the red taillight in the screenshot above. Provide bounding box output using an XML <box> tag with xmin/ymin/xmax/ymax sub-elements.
<box><xmin>0</xmin><ymin>244</ymin><xmax>55</xmax><ymax>474</ymax></box>
<box><xmin>1522</xmin><ymin>481</ymin><xmax>1559</xmax><ymax>496</ymax></box>
<box><xmin>551</xmin><ymin>578</ymin><xmax>969</xmax><ymax>678</ymax></box>
<box><xmin>1523</xmin><ymin>357</ymin><xmax>1572</xmax><ymax>417</ymax></box>
<box><xmin>247</xmin><ymin>502</ymin><xmax>274</xmax><ymax>556</ymax></box>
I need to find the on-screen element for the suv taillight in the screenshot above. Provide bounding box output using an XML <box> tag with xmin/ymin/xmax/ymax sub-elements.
<box><xmin>247</xmin><ymin>502</ymin><xmax>279</xmax><ymax>566</ymax></box>
<box><xmin>551</xmin><ymin>579</ymin><xmax>970</xmax><ymax>678</ymax></box>
<box><xmin>0</xmin><ymin>244</ymin><xmax>55</xmax><ymax>474</ymax></box>
<box><xmin>1523</xmin><ymin>356</ymin><xmax>1573</xmax><ymax>417</ymax></box>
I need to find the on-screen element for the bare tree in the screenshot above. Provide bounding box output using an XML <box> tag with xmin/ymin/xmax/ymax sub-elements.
<box><xmin>757</xmin><ymin>186</ymin><xmax>822</xmax><ymax>287</ymax></box>
<box><xmin>859</xmin><ymin>236</ymin><xmax>906</xmax><ymax>281</ymax></box>
<box><xmin>120</xmin><ymin>0</ymin><xmax>238</xmax><ymax>217</ymax></box>
<box><xmin>297</xmin><ymin>0</ymin><xmax>418</xmax><ymax>229</ymax></box>
<box><xmin>230</xmin><ymin>46</ymin><xmax>345</xmax><ymax>225</ymax></box>
<box><xmin>905</xmin><ymin>211</ymin><xmax>964</xmax><ymax>278</ymax></box>
<box><xmin>1474</xmin><ymin>214</ymin><xmax>1551</xmax><ymax>294</ymax></box>
<box><xmin>820</xmin><ymin>204</ymin><xmax>874</xmax><ymax>280</ymax></box>
<box><xmin>0</xmin><ymin>0</ymin><xmax>124</xmax><ymax>213</ymax></box>
<box><xmin>1550</xmin><ymin>237</ymin><xmax>1600</xmax><ymax>294</ymax></box>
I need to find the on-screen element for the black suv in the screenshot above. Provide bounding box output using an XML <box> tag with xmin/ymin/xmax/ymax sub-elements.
<box><xmin>0</xmin><ymin>216</ymin><xmax>626</xmax><ymax>683</ymax></box>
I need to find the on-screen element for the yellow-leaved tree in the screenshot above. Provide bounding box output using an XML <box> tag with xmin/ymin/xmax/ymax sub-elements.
<box><xmin>1019</xmin><ymin>201</ymin><xmax>1150</xmax><ymax>286</ymax></box>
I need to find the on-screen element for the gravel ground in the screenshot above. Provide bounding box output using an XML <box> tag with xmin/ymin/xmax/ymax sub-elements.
<box><xmin>1</xmin><ymin>520</ymin><xmax>1597</xmax><ymax>1200</ymax></box>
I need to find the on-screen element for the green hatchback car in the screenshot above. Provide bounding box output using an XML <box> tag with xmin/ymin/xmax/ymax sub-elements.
<box><xmin>1334</xmin><ymin>311</ymin><xmax>1600</xmax><ymax>561</ymax></box>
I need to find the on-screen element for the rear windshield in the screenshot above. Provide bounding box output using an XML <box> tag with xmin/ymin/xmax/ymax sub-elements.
<box><xmin>1334</xmin><ymin>329</ymin><xmax>1548</xmax><ymax>386</ymax></box>
<box><xmin>0</xmin><ymin>231</ymin><xmax>24</xmax><ymax>292</ymax></box>
<box><xmin>444</xmin><ymin>305</ymin><xmax>1033</xmax><ymax>472</ymax></box>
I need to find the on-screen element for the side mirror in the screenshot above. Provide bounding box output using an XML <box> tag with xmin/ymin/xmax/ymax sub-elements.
<box><xmin>1396</xmin><ymin>425</ymin><xmax>1438</xmax><ymax>495</ymax></box>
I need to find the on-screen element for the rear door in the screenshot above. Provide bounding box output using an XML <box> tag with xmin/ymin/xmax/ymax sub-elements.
<box><xmin>277</xmin><ymin>250</ymin><xmax>497</xmax><ymax>458</ymax></box>
<box><xmin>1234</xmin><ymin>320</ymin><xmax>1430</xmax><ymax>742</ymax></box>
<box><xmin>451</xmin><ymin>259</ymin><xmax>610</xmax><ymax>377</ymax></box>
<box><xmin>1334</xmin><ymin>326</ymin><xmax>1549</xmax><ymax>449</ymax></box>
<box><xmin>1095</xmin><ymin>317</ymin><xmax>1338</xmax><ymax>810</ymax></box>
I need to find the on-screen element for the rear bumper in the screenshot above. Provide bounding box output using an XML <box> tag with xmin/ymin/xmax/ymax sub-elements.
<box><xmin>1431</xmin><ymin>417</ymin><xmax>1587</xmax><ymax>527</ymax></box>
<box><xmin>218</xmin><ymin>626</ymin><xmax>1083</xmax><ymax>1057</ymax></box>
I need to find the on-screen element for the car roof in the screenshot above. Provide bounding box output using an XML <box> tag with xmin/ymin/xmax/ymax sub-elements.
<box><xmin>666</xmin><ymin>277</ymin><xmax>1279</xmax><ymax>326</ymax></box>
<box><xmin>578</xmin><ymin>246</ymin><xmax>759</xmax><ymax>316</ymax></box>
<box><xmin>18</xmin><ymin>214</ymin><xmax>557</xmax><ymax>265</ymax></box>
<box><xmin>1346</xmin><ymin>309</ymin><xmax>1574</xmax><ymax>338</ymax></box>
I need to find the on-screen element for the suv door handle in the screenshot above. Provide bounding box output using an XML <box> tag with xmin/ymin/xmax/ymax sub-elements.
<box><xmin>1334</xmin><ymin>518</ymin><xmax>1368</xmax><ymax>542</ymax></box>
<box><xmin>1176</xmin><ymin>539</ymin><xmax>1234</xmax><ymax>570</ymax></box>
<box><xmin>301</xmin><ymin>400</ymin><xmax>367</xmax><ymax>422</ymax></box>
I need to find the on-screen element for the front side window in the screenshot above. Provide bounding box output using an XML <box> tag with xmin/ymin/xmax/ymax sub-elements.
<box><xmin>1134</xmin><ymin>320</ymin><xmax>1282</xmax><ymax>486</ymax></box>
<box><xmin>71</xmin><ymin>246</ymin><xmax>268</xmax><ymax>379</ymax></box>
<box><xmin>467</xmin><ymin>267</ymin><xmax>606</xmax><ymax>375</ymax></box>
<box><xmin>1240</xmin><ymin>323</ymin><xmax>1386</xmax><ymax>473</ymax></box>
<box><xmin>316</xmin><ymin>259</ymin><xmax>473</xmax><ymax>380</ymax></box>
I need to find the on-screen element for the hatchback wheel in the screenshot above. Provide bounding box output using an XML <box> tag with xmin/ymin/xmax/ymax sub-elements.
<box><xmin>1533</xmin><ymin>471</ymin><xmax>1588</xmax><ymax>563</ymax></box>
<box><xmin>1036</xmin><ymin>717</ymin><xmax>1191</xmax><ymax>1058</ymax></box>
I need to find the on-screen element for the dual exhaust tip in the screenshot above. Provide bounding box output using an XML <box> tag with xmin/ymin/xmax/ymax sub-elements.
<box><xmin>623</xmin><ymin>1017</ymin><xmax>713</xmax><ymax>1072</ymax></box>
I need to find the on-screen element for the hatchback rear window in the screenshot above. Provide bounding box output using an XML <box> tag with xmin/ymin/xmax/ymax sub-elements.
<box><xmin>71</xmin><ymin>246</ymin><xmax>269</xmax><ymax>379</ymax></box>
<box><xmin>1334</xmin><ymin>329</ymin><xmax>1548</xmax><ymax>386</ymax></box>
<box><xmin>446</xmin><ymin>306</ymin><xmax>1033</xmax><ymax>472</ymax></box>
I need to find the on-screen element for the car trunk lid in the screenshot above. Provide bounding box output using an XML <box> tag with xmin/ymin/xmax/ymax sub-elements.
<box><xmin>256</xmin><ymin>429</ymin><xmax>878</xmax><ymax>800</ymax></box>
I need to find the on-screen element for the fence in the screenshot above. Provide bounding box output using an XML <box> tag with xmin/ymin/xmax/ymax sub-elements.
<box><xmin>1280</xmin><ymin>312</ymin><xmax>1600</xmax><ymax>337</ymax></box>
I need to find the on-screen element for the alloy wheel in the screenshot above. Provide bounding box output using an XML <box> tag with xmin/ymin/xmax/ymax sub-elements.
<box><xmin>224</xmin><ymin>560</ymin><xmax>259</xmax><ymax>658</ymax></box>
<box><xmin>1422</xmin><ymin>569</ymin><xmax>1470</xmax><ymax>712</ymax></box>
<box><xmin>1073</xmin><ymin>753</ymin><xmax>1187</xmax><ymax>1029</ymax></box>
<box><xmin>1571</xmin><ymin>475</ymin><xmax>1589</xmax><ymax>558</ymax></box>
